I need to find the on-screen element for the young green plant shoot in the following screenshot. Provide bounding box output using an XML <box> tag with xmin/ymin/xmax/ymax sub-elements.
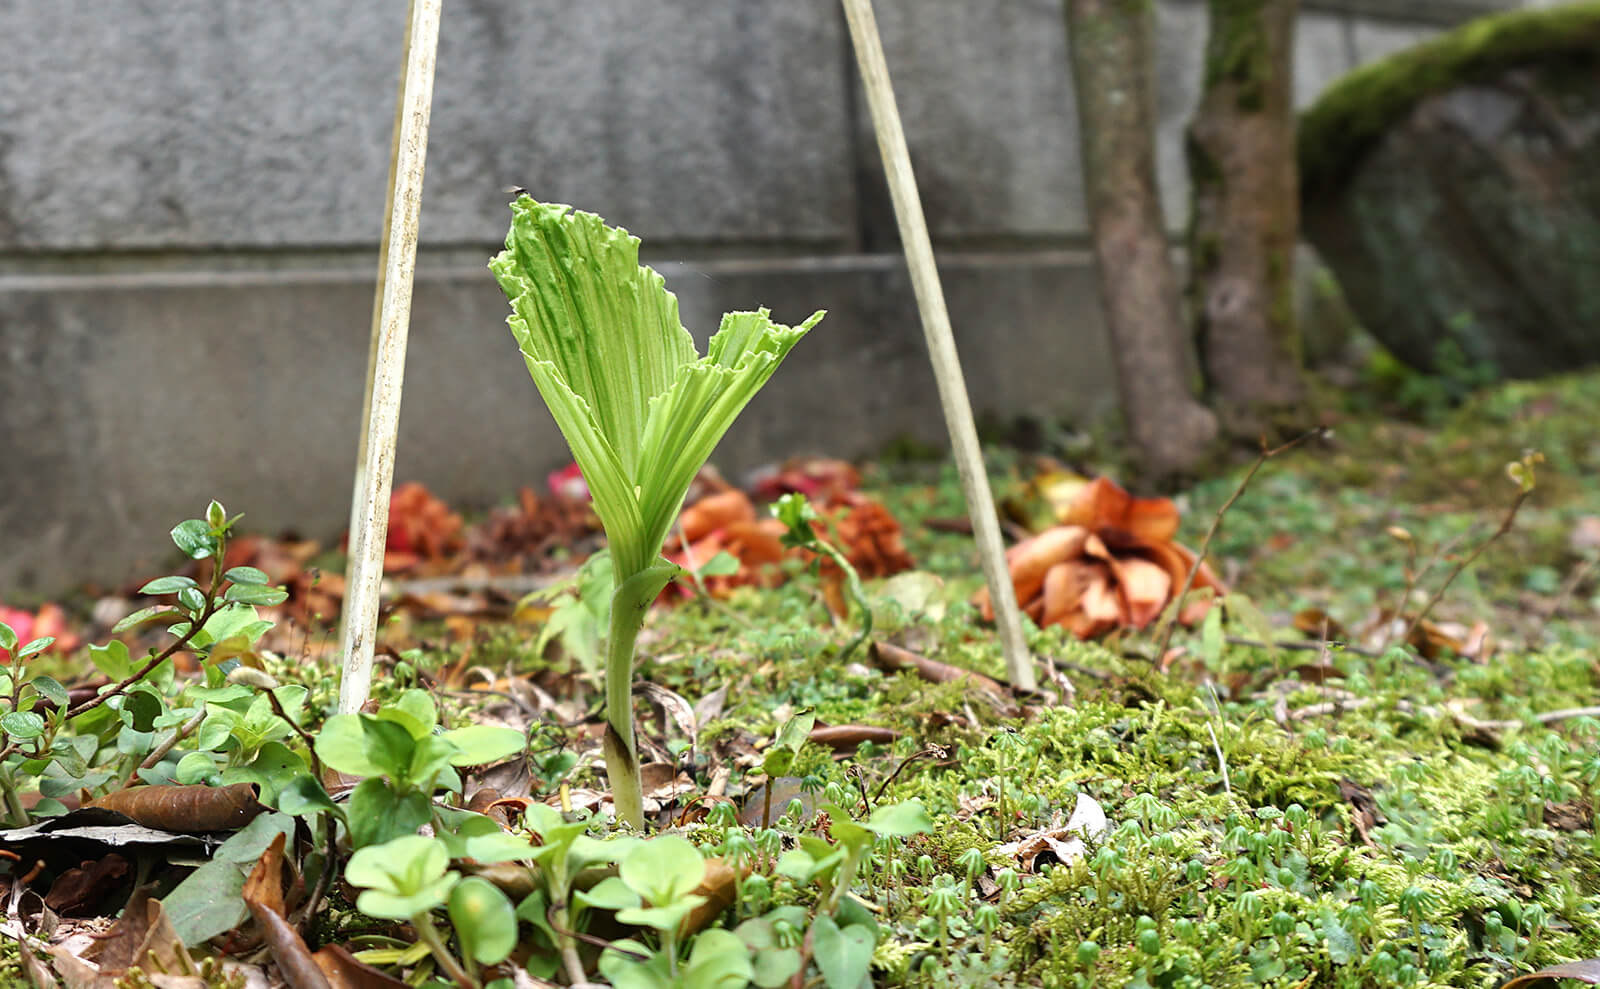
<box><xmin>491</xmin><ymin>198</ymin><xmax>821</xmax><ymax>829</ymax></box>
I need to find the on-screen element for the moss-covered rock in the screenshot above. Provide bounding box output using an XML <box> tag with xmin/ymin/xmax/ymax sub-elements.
<box><xmin>1298</xmin><ymin>4</ymin><xmax>1600</xmax><ymax>379</ymax></box>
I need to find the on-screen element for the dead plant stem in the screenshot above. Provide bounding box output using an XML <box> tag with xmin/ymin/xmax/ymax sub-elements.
<box><xmin>1153</xmin><ymin>428</ymin><xmax>1325</xmax><ymax>660</ymax></box>
<box><xmin>1397</xmin><ymin>488</ymin><xmax>1531</xmax><ymax>650</ymax></box>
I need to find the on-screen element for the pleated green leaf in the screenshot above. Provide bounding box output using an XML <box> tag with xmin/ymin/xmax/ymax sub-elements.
<box><xmin>491</xmin><ymin>198</ymin><xmax>820</xmax><ymax>581</ymax></box>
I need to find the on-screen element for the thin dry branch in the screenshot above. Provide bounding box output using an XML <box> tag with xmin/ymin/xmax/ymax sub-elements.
<box><xmin>1152</xmin><ymin>427</ymin><xmax>1326</xmax><ymax>660</ymax></box>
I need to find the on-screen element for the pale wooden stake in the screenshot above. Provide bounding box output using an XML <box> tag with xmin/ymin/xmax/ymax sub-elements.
<box><xmin>841</xmin><ymin>0</ymin><xmax>1038</xmax><ymax>692</ymax></box>
<box><xmin>342</xmin><ymin>0</ymin><xmax>415</xmax><ymax>655</ymax></box>
<box><xmin>339</xmin><ymin>0</ymin><xmax>443</xmax><ymax>714</ymax></box>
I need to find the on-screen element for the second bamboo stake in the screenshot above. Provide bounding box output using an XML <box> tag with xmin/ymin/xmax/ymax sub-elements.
<box><xmin>841</xmin><ymin>0</ymin><xmax>1039</xmax><ymax>692</ymax></box>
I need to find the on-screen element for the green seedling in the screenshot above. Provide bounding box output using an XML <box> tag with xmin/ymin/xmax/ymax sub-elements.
<box><xmin>313</xmin><ymin>688</ymin><xmax>524</xmax><ymax>848</ymax></box>
<box><xmin>492</xmin><ymin>198</ymin><xmax>820</xmax><ymax>829</ymax></box>
<box><xmin>773</xmin><ymin>493</ymin><xmax>872</xmax><ymax>662</ymax></box>
<box><xmin>346</xmin><ymin>834</ymin><xmax>477</xmax><ymax>986</ymax></box>
<box><xmin>0</xmin><ymin>502</ymin><xmax>290</xmax><ymax>826</ymax></box>
<box><xmin>761</xmin><ymin>706</ymin><xmax>815</xmax><ymax>829</ymax></box>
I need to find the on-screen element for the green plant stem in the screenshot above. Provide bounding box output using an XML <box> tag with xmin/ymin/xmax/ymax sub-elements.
<box><xmin>553</xmin><ymin>904</ymin><xmax>587</xmax><ymax>986</ymax></box>
<box><xmin>815</xmin><ymin>542</ymin><xmax>871</xmax><ymax>663</ymax></box>
<box><xmin>0</xmin><ymin>767</ymin><xmax>27</xmax><ymax>827</ymax></box>
<box><xmin>63</xmin><ymin>583</ymin><xmax>225</xmax><ymax>724</ymax></box>
<box><xmin>603</xmin><ymin>562</ymin><xmax>680</xmax><ymax>830</ymax></box>
<box><xmin>411</xmin><ymin>910</ymin><xmax>475</xmax><ymax>989</ymax></box>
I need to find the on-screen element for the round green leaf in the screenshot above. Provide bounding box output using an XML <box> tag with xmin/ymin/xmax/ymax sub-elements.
<box><xmin>347</xmin><ymin>835</ymin><xmax>457</xmax><ymax>920</ymax></box>
<box><xmin>616</xmin><ymin>898</ymin><xmax>703</xmax><ymax>933</ymax></box>
<box><xmin>223</xmin><ymin>566</ymin><xmax>270</xmax><ymax>586</ymax></box>
<box><xmin>224</xmin><ymin>584</ymin><xmax>289</xmax><ymax>606</ymax></box>
<box><xmin>346</xmin><ymin>834</ymin><xmax>450</xmax><ymax>892</ymax></box>
<box><xmin>2</xmin><ymin>711</ymin><xmax>46</xmax><ymax>740</ymax></box>
<box><xmin>175</xmin><ymin>751</ymin><xmax>220</xmax><ymax>784</ymax></box>
<box><xmin>810</xmin><ymin>915</ymin><xmax>875</xmax><ymax>989</ymax></box>
<box><xmin>30</xmin><ymin>675</ymin><xmax>69</xmax><ymax>710</ymax></box>
<box><xmin>449</xmin><ymin>877</ymin><xmax>518</xmax><ymax>965</ymax></box>
<box><xmin>684</xmin><ymin>928</ymin><xmax>755</xmax><ymax>988</ymax></box>
<box><xmin>177</xmin><ymin>587</ymin><xmax>207</xmax><ymax>614</ymax></box>
<box><xmin>440</xmin><ymin>724</ymin><xmax>526</xmax><ymax>766</ymax></box>
<box><xmin>0</xmin><ymin>622</ymin><xmax>16</xmax><ymax>652</ymax></box>
<box><xmin>171</xmin><ymin>519</ymin><xmax>215</xmax><ymax>559</ymax></box>
<box><xmin>17</xmin><ymin>637</ymin><xmax>55</xmax><ymax>660</ymax></box>
<box><xmin>863</xmin><ymin>799</ymin><xmax>934</xmax><ymax>838</ymax></box>
<box><xmin>573</xmin><ymin>876</ymin><xmax>641</xmax><ymax>913</ymax></box>
<box><xmin>619</xmin><ymin>834</ymin><xmax>706</xmax><ymax>907</ymax></box>
<box><xmin>311</xmin><ymin>714</ymin><xmax>374</xmax><ymax>774</ymax></box>
<box><xmin>274</xmin><ymin>772</ymin><xmax>339</xmax><ymax>818</ymax></box>
<box><xmin>112</xmin><ymin>606</ymin><xmax>187</xmax><ymax>635</ymax></box>
<box><xmin>140</xmin><ymin>575</ymin><xmax>199</xmax><ymax>595</ymax></box>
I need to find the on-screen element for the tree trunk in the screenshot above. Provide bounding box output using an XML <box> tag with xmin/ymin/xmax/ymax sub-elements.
<box><xmin>1065</xmin><ymin>0</ymin><xmax>1218</xmax><ymax>479</ymax></box>
<box><xmin>1187</xmin><ymin>0</ymin><xmax>1305</xmax><ymax>439</ymax></box>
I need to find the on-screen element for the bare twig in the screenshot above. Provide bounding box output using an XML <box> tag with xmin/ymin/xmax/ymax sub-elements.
<box><xmin>139</xmin><ymin>707</ymin><xmax>208</xmax><ymax>770</ymax></box>
<box><xmin>1525</xmin><ymin>555</ymin><xmax>1598</xmax><ymax>649</ymax></box>
<box><xmin>1225</xmin><ymin>636</ymin><xmax>1381</xmax><ymax>658</ymax></box>
<box><xmin>1152</xmin><ymin>427</ymin><xmax>1326</xmax><ymax>659</ymax></box>
<box><xmin>1397</xmin><ymin>486</ymin><xmax>1533</xmax><ymax>650</ymax></box>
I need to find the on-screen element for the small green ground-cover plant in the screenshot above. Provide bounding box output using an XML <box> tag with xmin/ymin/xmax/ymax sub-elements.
<box><xmin>3</xmin><ymin>366</ymin><xmax>1598</xmax><ymax>989</ymax></box>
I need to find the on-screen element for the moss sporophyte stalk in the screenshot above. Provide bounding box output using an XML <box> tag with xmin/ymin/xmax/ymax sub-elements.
<box><xmin>490</xmin><ymin>198</ymin><xmax>821</xmax><ymax>829</ymax></box>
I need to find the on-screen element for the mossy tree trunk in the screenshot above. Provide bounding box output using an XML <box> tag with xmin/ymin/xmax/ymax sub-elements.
<box><xmin>1187</xmin><ymin>0</ymin><xmax>1306</xmax><ymax>438</ymax></box>
<box><xmin>1065</xmin><ymin>0</ymin><xmax>1219</xmax><ymax>478</ymax></box>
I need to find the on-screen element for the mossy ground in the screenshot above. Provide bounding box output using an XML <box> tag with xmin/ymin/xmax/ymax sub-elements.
<box><xmin>276</xmin><ymin>370</ymin><xmax>1600</xmax><ymax>986</ymax></box>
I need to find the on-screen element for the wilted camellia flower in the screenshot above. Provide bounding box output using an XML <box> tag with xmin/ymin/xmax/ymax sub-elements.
<box><xmin>977</xmin><ymin>477</ymin><xmax>1222</xmax><ymax>639</ymax></box>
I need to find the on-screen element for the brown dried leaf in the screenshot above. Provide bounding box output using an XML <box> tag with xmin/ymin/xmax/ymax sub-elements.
<box><xmin>807</xmin><ymin>725</ymin><xmax>902</xmax><ymax>752</ymax></box>
<box><xmin>1337</xmin><ymin>778</ymin><xmax>1385</xmax><ymax>847</ymax></box>
<box><xmin>1500</xmin><ymin>959</ymin><xmax>1600</xmax><ymax>988</ymax></box>
<box><xmin>1059</xmin><ymin>476</ymin><xmax>1180</xmax><ymax>544</ymax></box>
<box><xmin>677</xmin><ymin>490</ymin><xmax>757</xmax><ymax>544</ymax></box>
<box><xmin>89</xmin><ymin>783</ymin><xmax>265</xmax><ymax>833</ymax></box>
<box><xmin>243</xmin><ymin>836</ymin><xmax>328</xmax><ymax>989</ymax></box>
<box><xmin>680</xmin><ymin>858</ymin><xmax>742</xmax><ymax>937</ymax></box>
<box><xmin>44</xmin><ymin>853</ymin><xmax>130</xmax><ymax>916</ymax></box>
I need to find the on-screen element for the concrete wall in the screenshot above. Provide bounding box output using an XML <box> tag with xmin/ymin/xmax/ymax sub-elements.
<box><xmin>0</xmin><ymin>0</ymin><xmax>1515</xmax><ymax>593</ymax></box>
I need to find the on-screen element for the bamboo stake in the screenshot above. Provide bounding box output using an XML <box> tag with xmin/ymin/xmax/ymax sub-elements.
<box><xmin>342</xmin><ymin>0</ymin><xmax>415</xmax><ymax>655</ymax></box>
<box><xmin>841</xmin><ymin>0</ymin><xmax>1038</xmax><ymax>692</ymax></box>
<box><xmin>338</xmin><ymin>0</ymin><xmax>443</xmax><ymax>714</ymax></box>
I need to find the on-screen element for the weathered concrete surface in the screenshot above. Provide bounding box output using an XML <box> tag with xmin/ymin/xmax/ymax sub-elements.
<box><xmin>0</xmin><ymin>0</ymin><xmax>1528</xmax><ymax>595</ymax></box>
<box><xmin>0</xmin><ymin>0</ymin><xmax>850</xmax><ymax>249</ymax></box>
<box><xmin>0</xmin><ymin>253</ymin><xmax>1113</xmax><ymax>592</ymax></box>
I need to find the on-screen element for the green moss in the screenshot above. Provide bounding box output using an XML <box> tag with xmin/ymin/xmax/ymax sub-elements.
<box><xmin>1205</xmin><ymin>0</ymin><xmax>1278</xmax><ymax>110</ymax></box>
<box><xmin>1299</xmin><ymin>2</ymin><xmax>1600</xmax><ymax>198</ymax></box>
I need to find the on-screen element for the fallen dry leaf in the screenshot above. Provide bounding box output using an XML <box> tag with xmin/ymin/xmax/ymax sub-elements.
<box><xmin>89</xmin><ymin>783</ymin><xmax>266</xmax><ymax>833</ymax></box>
<box><xmin>1501</xmin><ymin>958</ymin><xmax>1600</xmax><ymax>988</ymax></box>
<box><xmin>977</xmin><ymin>476</ymin><xmax>1222</xmax><ymax>639</ymax></box>
<box><xmin>998</xmin><ymin>792</ymin><xmax>1109</xmax><ymax>873</ymax></box>
<box><xmin>747</xmin><ymin>457</ymin><xmax>861</xmax><ymax>503</ymax></box>
<box><xmin>380</xmin><ymin>481</ymin><xmax>464</xmax><ymax>571</ymax></box>
<box><xmin>807</xmin><ymin>725</ymin><xmax>902</xmax><ymax>752</ymax></box>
